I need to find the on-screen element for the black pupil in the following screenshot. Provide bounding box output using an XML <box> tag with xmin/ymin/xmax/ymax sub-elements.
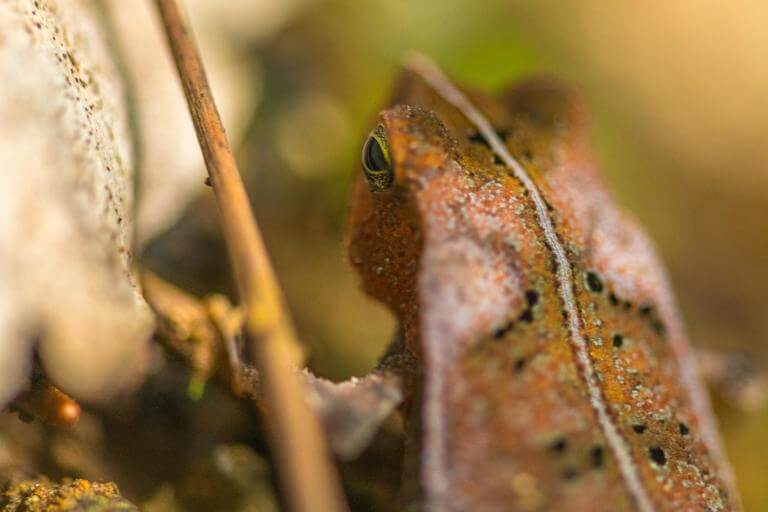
<box><xmin>363</xmin><ymin>136</ymin><xmax>388</xmax><ymax>172</ymax></box>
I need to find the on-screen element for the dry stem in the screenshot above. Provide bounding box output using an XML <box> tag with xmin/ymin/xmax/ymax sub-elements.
<box><xmin>153</xmin><ymin>2</ymin><xmax>348</xmax><ymax>510</ymax></box>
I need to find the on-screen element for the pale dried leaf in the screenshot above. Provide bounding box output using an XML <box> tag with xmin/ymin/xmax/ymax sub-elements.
<box><xmin>107</xmin><ymin>0</ymin><xmax>259</xmax><ymax>242</ymax></box>
<box><xmin>0</xmin><ymin>0</ymin><xmax>152</xmax><ymax>404</ymax></box>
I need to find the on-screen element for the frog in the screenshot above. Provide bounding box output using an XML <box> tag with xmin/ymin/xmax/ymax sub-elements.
<box><xmin>142</xmin><ymin>54</ymin><xmax>752</xmax><ymax>511</ymax></box>
<box><xmin>343</xmin><ymin>55</ymin><xmax>742</xmax><ymax>512</ymax></box>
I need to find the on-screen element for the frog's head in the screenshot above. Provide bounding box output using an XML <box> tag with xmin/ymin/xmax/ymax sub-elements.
<box><xmin>346</xmin><ymin>102</ymin><xmax>460</xmax><ymax>353</ymax></box>
<box><xmin>346</xmin><ymin>66</ymin><xmax>590</xmax><ymax>358</ymax></box>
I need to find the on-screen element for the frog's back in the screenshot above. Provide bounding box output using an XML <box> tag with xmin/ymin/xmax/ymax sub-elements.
<box><xmin>347</xmin><ymin>58</ymin><xmax>739</xmax><ymax>512</ymax></box>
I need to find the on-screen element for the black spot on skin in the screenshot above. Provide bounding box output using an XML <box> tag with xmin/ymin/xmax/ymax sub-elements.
<box><xmin>591</xmin><ymin>446</ymin><xmax>604</xmax><ymax>469</ymax></box>
<box><xmin>493</xmin><ymin>154</ymin><xmax>504</xmax><ymax>166</ymax></box>
<box><xmin>468</xmin><ymin>131</ymin><xmax>489</xmax><ymax>148</ymax></box>
<box><xmin>612</xmin><ymin>334</ymin><xmax>624</xmax><ymax>348</ymax></box>
<box><xmin>514</xmin><ymin>358</ymin><xmax>526</xmax><ymax>373</ymax></box>
<box><xmin>623</xmin><ymin>301</ymin><xmax>633</xmax><ymax>310</ymax></box>
<box><xmin>585</xmin><ymin>272</ymin><xmax>604</xmax><ymax>293</ymax></box>
<box><xmin>16</xmin><ymin>410</ymin><xmax>34</xmax><ymax>423</ymax></box>
<box><xmin>632</xmin><ymin>424</ymin><xmax>647</xmax><ymax>434</ymax></box>
<box><xmin>639</xmin><ymin>304</ymin><xmax>654</xmax><ymax>316</ymax></box>
<box><xmin>548</xmin><ymin>438</ymin><xmax>568</xmax><ymax>455</ymax></box>
<box><xmin>637</xmin><ymin>304</ymin><xmax>667</xmax><ymax>336</ymax></box>
<box><xmin>519</xmin><ymin>309</ymin><xmax>534</xmax><ymax>323</ymax></box>
<box><xmin>648</xmin><ymin>446</ymin><xmax>667</xmax><ymax>466</ymax></box>
<box><xmin>608</xmin><ymin>292</ymin><xmax>620</xmax><ymax>306</ymax></box>
<box><xmin>493</xmin><ymin>323</ymin><xmax>513</xmax><ymax>340</ymax></box>
<box><xmin>495</xmin><ymin>129</ymin><xmax>510</xmax><ymax>141</ymax></box>
<box><xmin>637</xmin><ymin>303</ymin><xmax>667</xmax><ymax>336</ymax></box>
<box><xmin>679</xmin><ymin>422</ymin><xmax>690</xmax><ymax>436</ymax></box>
<box><xmin>525</xmin><ymin>290</ymin><xmax>539</xmax><ymax>307</ymax></box>
<box><xmin>561</xmin><ymin>467</ymin><xmax>580</xmax><ymax>480</ymax></box>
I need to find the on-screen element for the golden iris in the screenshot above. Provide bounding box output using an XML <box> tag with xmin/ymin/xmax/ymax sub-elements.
<box><xmin>361</xmin><ymin>125</ymin><xmax>393</xmax><ymax>191</ymax></box>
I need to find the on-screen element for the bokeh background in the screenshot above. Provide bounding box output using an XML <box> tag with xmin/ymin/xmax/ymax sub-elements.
<box><xmin>17</xmin><ymin>0</ymin><xmax>763</xmax><ymax>510</ymax></box>
<box><xmin>142</xmin><ymin>0</ymin><xmax>768</xmax><ymax>509</ymax></box>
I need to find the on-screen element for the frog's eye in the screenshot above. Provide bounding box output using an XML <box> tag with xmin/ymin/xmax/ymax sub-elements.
<box><xmin>361</xmin><ymin>125</ymin><xmax>393</xmax><ymax>191</ymax></box>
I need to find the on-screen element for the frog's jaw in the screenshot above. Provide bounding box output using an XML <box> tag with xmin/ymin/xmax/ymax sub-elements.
<box><xmin>409</xmin><ymin>165</ymin><xmax>532</xmax><ymax>508</ymax></box>
<box><xmin>345</xmin><ymin>158</ymin><xmax>424</xmax><ymax>357</ymax></box>
<box><xmin>347</xmin><ymin>167</ymin><xmax>527</xmax><ymax>508</ymax></box>
<box><xmin>415</xmin><ymin>239</ymin><xmax>522</xmax><ymax>510</ymax></box>
<box><xmin>345</xmin><ymin>105</ymin><xmax>457</xmax><ymax>348</ymax></box>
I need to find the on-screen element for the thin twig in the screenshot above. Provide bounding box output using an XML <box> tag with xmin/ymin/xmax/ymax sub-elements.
<box><xmin>153</xmin><ymin>2</ymin><xmax>348</xmax><ymax>510</ymax></box>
